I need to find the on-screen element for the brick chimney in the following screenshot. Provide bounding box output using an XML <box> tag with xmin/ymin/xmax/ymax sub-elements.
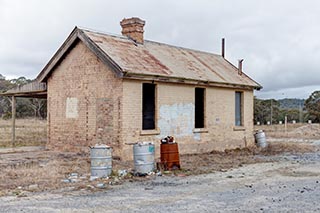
<box><xmin>120</xmin><ymin>17</ymin><xmax>146</xmax><ymax>44</ymax></box>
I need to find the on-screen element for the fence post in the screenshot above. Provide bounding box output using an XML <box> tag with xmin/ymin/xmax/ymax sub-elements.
<box><xmin>12</xmin><ymin>96</ymin><xmax>16</xmax><ymax>147</ymax></box>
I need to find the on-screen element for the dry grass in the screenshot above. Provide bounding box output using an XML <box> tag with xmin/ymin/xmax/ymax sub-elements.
<box><xmin>0</xmin><ymin>121</ymin><xmax>319</xmax><ymax>196</ymax></box>
<box><xmin>255</xmin><ymin>123</ymin><xmax>306</xmax><ymax>132</ymax></box>
<box><xmin>254</xmin><ymin>123</ymin><xmax>320</xmax><ymax>139</ymax></box>
<box><xmin>0</xmin><ymin>152</ymin><xmax>90</xmax><ymax>195</ymax></box>
<box><xmin>179</xmin><ymin>142</ymin><xmax>317</xmax><ymax>175</ymax></box>
<box><xmin>0</xmin><ymin>143</ymin><xmax>315</xmax><ymax>196</ymax></box>
<box><xmin>257</xmin><ymin>142</ymin><xmax>317</xmax><ymax>155</ymax></box>
<box><xmin>0</xmin><ymin>150</ymin><xmax>138</xmax><ymax>196</ymax></box>
<box><xmin>2</xmin><ymin>142</ymin><xmax>314</xmax><ymax>197</ymax></box>
<box><xmin>0</xmin><ymin>118</ymin><xmax>47</xmax><ymax>147</ymax></box>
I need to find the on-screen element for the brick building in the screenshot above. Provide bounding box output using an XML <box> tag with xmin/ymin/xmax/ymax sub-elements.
<box><xmin>5</xmin><ymin>17</ymin><xmax>262</xmax><ymax>160</ymax></box>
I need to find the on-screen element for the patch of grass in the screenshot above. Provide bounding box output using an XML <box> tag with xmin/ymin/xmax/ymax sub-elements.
<box><xmin>258</xmin><ymin>142</ymin><xmax>317</xmax><ymax>155</ymax></box>
<box><xmin>254</xmin><ymin>123</ymin><xmax>320</xmax><ymax>139</ymax></box>
<box><xmin>179</xmin><ymin>142</ymin><xmax>318</xmax><ymax>175</ymax></box>
<box><xmin>0</xmin><ymin>141</ymin><xmax>317</xmax><ymax>196</ymax></box>
<box><xmin>0</xmin><ymin>118</ymin><xmax>46</xmax><ymax>147</ymax></box>
<box><xmin>0</xmin><ymin>152</ymin><xmax>90</xmax><ymax>194</ymax></box>
<box><xmin>0</xmin><ymin>121</ymin><xmax>319</xmax><ymax>196</ymax></box>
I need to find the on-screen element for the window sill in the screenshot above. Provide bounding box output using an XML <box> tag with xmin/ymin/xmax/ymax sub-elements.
<box><xmin>140</xmin><ymin>128</ymin><xmax>160</xmax><ymax>136</ymax></box>
<box><xmin>233</xmin><ymin>126</ymin><xmax>246</xmax><ymax>131</ymax></box>
<box><xmin>193</xmin><ymin>128</ymin><xmax>209</xmax><ymax>133</ymax></box>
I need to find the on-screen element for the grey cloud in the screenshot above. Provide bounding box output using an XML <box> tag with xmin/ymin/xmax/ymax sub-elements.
<box><xmin>1</xmin><ymin>0</ymin><xmax>320</xmax><ymax>98</ymax></box>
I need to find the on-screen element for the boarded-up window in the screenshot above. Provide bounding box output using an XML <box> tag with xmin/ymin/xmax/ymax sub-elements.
<box><xmin>235</xmin><ymin>92</ymin><xmax>243</xmax><ymax>126</ymax></box>
<box><xmin>195</xmin><ymin>88</ymin><xmax>205</xmax><ymax>128</ymax></box>
<box><xmin>142</xmin><ymin>83</ymin><xmax>156</xmax><ymax>130</ymax></box>
<box><xmin>66</xmin><ymin>97</ymin><xmax>78</xmax><ymax>118</ymax></box>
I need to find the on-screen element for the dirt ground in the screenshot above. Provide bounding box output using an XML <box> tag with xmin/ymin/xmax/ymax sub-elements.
<box><xmin>0</xmin><ymin>141</ymin><xmax>317</xmax><ymax>197</ymax></box>
<box><xmin>1</xmin><ymin>146</ymin><xmax>320</xmax><ymax>212</ymax></box>
<box><xmin>0</xmin><ymin>122</ymin><xmax>320</xmax><ymax>212</ymax></box>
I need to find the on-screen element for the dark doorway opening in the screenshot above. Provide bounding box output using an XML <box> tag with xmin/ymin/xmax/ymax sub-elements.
<box><xmin>142</xmin><ymin>83</ymin><xmax>156</xmax><ymax>130</ymax></box>
<box><xmin>195</xmin><ymin>88</ymin><xmax>205</xmax><ymax>128</ymax></box>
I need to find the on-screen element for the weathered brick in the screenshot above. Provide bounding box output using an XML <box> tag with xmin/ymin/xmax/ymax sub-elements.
<box><xmin>47</xmin><ymin>41</ymin><xmax>123</xmax><ymax>157</ymax></box>
<box><xmin>120</xmin><ymin>81</ymin><xmax>255</xmax><ymax>160</ymax></box>
<box><xmin>46</xmin><ymin>40</ymin><xmax>255</xmax><ymax>161</ymax></box>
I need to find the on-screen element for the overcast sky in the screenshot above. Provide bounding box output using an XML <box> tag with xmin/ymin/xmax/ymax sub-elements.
<box><xmin>1</xmin><ymin>0</ymin><xmax>319</xmax><ymax>99</ymax></box>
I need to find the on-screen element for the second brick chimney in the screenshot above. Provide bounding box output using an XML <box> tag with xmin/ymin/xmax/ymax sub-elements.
<box><xmin>120</xmin><ymin>17</ymin><xmax>145</xmax><ymax>44</ymax></box>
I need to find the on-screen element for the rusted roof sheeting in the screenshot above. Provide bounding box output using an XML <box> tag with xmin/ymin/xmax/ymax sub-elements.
<box><xmin>84</xmin><ymin>30</ymin><xmax>172</xmax><ymax>76</ymax></box>
<box><xmin>83</xmin><ymin>29</ymin><xmax>261</xmax><ymax>89</ymax></box>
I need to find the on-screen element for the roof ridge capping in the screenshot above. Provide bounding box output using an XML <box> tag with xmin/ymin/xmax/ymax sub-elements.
<box><xmin>144</xmin><ymin>39</ymin><xmax>222</xmax><ymax>57</ymax></box>
<box><xmin>77</xmin><ymin>26</ymin><xmax>129</xmax><ymax>40</ymax></box>
<box><xmin>78</xmin><ymin>25</ymin><xmax>223</xmax><ymax>57</ymax></box>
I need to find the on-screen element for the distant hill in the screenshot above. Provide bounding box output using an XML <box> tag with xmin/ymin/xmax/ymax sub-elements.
<box><xmin>277</xmin><ymin>98</ymin><xmax>305</xmax><ymax>109</ymax></box>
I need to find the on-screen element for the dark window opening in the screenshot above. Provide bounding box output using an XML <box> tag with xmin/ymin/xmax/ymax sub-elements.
<box><xmin>142</xmin><ymin>83</ymin><xmax>156</xmax><ymax>130</ymax></box>
<box><xmin>235</xmin><ymin>91</ymin><xmax>243</xmax><ymax>126</ymax></box>
<box><xmin>195</xmin><ymin>88</ymin><xmax>205</xmax><ymax>128</ymax></box>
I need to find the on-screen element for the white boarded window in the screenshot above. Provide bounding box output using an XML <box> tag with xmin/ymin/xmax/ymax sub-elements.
<box><xmin>66</xmin><ymin>97</ymin><xmax>78</xmax><ymax>118</ymax></box>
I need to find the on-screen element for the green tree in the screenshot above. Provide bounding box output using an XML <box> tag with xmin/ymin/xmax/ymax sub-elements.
<box><xmin>254</xmin><ymin>97</ymin><xmax>280</xmax><ymax>124</ymax></box>
<box><xmin>0</xmin><ymin>74</ymin><xmax>47</xmax><ymax>119</ymax></box>
<box><xmin>10</xmin><ymin>76</ymin><xmax>32</xmax><ymax>86</ymax></box>
<box><xmin>0</xmin><ymin>74</ymin><xmax>14</xmax><ymax>92</ymax></box>
<box><xmin>285</xmin><ymin>109</ymin><xmax>300</xmax><ymax>121</ymax></box>
<box><xmin>305</xmin><ymin>91</ymin><xmax>320</xmax><ymax>122</ymax></box>
<box><xmin>0</xmin><ymin>74</ymin><xmax>15</xmax><ymax>117</ymax></box>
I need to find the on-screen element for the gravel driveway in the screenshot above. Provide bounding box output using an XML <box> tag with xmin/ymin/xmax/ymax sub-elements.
<box><xmin>1</xmin><ymin>152</ymin><xmax>320</xmax><ymax>212</ymax></box>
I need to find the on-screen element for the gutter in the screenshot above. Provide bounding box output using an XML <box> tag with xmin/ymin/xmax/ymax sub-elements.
<box><xmin>123</xmin><ymin>72</ymin><xmax>260</xmax><ymax>90</ymax></box>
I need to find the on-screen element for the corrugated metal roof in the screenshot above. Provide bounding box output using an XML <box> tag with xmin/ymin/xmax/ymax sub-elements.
<box><xmin>82</xmin><ymin>28</ymin><xmax>261</xmax><ymax>89</ymax></box>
